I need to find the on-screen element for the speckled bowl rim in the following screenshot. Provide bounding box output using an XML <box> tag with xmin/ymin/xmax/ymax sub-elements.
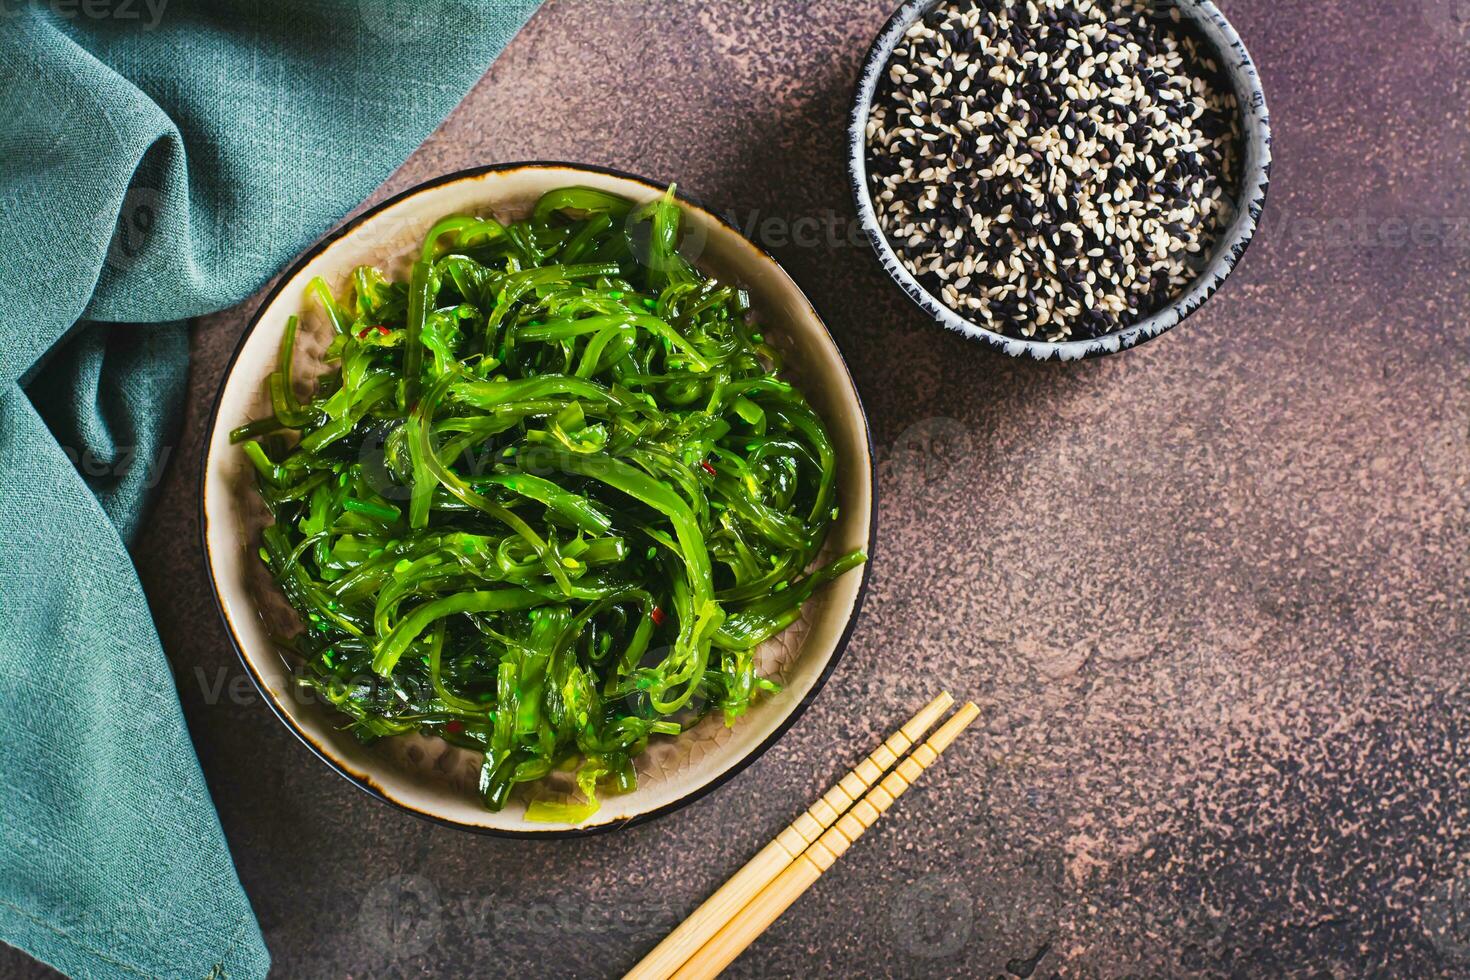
<box><xmin>848</xmin><ymin>0</ymin><xmax>1273</xmax><ymax>361</ymax></box>
<box><xmin>199</xmin><ymin>161</ymin><xmax>877</xmax><ymax>839</ymax></box>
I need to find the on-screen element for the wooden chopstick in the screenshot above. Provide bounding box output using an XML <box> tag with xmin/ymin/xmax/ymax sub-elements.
<box><xmin>668</xmin><ymin>702</ymin><xmax>982</xmax><ymax>980</ymax></box>
<box><xmin>622</xmin><ymin>692</ymin><xmax>955</xmax><ymax>980</ymax></box>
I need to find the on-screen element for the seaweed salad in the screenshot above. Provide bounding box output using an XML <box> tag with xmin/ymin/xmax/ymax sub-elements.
<box><xmin>235</xmin><ymin>185</ymin><xmax>866</xmax><ymax>821</ymax></box>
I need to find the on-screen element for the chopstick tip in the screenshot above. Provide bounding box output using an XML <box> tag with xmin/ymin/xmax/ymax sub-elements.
<box><xmin>928</xmin><ymin>702</ymin><xmax>982</xmax><ymax>751</ymax></box>
<box><xmin>902</xmin><ymin>691</ymin><xmax>956</xmax><ymax>741</ymax></box>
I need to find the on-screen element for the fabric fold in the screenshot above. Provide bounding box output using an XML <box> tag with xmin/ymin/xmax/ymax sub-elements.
<box><xmin>0</xmin><ymin>1</ymin><xmax>541</xmax><ymax>976</ymax></box>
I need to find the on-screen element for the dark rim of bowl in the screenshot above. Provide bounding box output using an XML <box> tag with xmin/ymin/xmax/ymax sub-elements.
<box><xmin>199</xmin><ymin>161</ymin><xmax>878</xmax><ymax>839</ymax></box>
<box><xmin>848</xmin><ymin>0</ymin><xmax>1273</xmax><ymax>360</ymax></box>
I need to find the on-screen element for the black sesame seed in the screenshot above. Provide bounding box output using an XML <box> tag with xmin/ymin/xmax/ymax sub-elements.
<box><xmin>865</xmin><ymin>0</ymin><xmax>1241</xmax><ymax>342</ymax></box>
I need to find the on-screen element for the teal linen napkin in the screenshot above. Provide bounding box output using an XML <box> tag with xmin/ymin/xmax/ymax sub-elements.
<box><xmin>0</xmin><ymin>3</ymin><xmax>539</xmax><ymax>977</ymax></box>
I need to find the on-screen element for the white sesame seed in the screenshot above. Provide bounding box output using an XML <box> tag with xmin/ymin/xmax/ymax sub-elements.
<box><xmin>865</xmin><ymin>0</ymin><xmax>1242</xmax><ymax>341</ymax></box>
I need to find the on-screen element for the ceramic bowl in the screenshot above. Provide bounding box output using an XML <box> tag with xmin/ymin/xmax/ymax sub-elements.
<box><xmin>849</xmin><ymin>0</ymin><xmax>1272</xmax><ymax>360</ymax></box>
<box><xmin>201</xmin><ymin>163</ymin><xmax>874</xmax><ymax>836</ymax></box>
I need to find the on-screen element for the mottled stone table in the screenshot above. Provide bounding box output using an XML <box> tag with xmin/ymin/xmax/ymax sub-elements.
<box><xmin>9</xmin><ymin>0</ymin><xmax>1470</xmax><ymax>976</ymax></box>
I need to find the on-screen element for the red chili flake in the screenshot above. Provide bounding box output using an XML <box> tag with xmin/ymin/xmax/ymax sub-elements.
<box><xmin>699</xmin><ymin>460</ymin><xmax>717</xmax><ymax>476</ymax></box>
<box><xmin>445</xmin><ymin>720</ymin><xmax>464</xmax><ymax>734</ymax></box>
<box><xmin>650</xmin><ymin>606</ymin><xmax>665</xmax><ymax>627</ymax></box>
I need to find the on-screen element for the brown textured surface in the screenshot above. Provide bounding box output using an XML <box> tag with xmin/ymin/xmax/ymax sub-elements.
<box><xmin>8</xmin><ymin>0</ymin><xmax>1470</xmax><ymax>976</ymax></box>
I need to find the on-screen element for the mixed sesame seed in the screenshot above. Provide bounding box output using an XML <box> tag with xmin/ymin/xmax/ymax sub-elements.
<box><xmin>865</xmin><ymin>0</ymin><xmax>1242</xmax><ymax>342</ymax></box>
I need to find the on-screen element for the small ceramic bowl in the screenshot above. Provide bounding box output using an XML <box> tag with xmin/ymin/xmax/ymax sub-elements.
<box><xmin>849</xmin><ymin>0</ymin><xmax>1272</xmax><ymax>361</ymax></box>
<box><xmin>201</xmin><ymin>163</ymin><xmax>875</xmax><ymax>836</ymax></box>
